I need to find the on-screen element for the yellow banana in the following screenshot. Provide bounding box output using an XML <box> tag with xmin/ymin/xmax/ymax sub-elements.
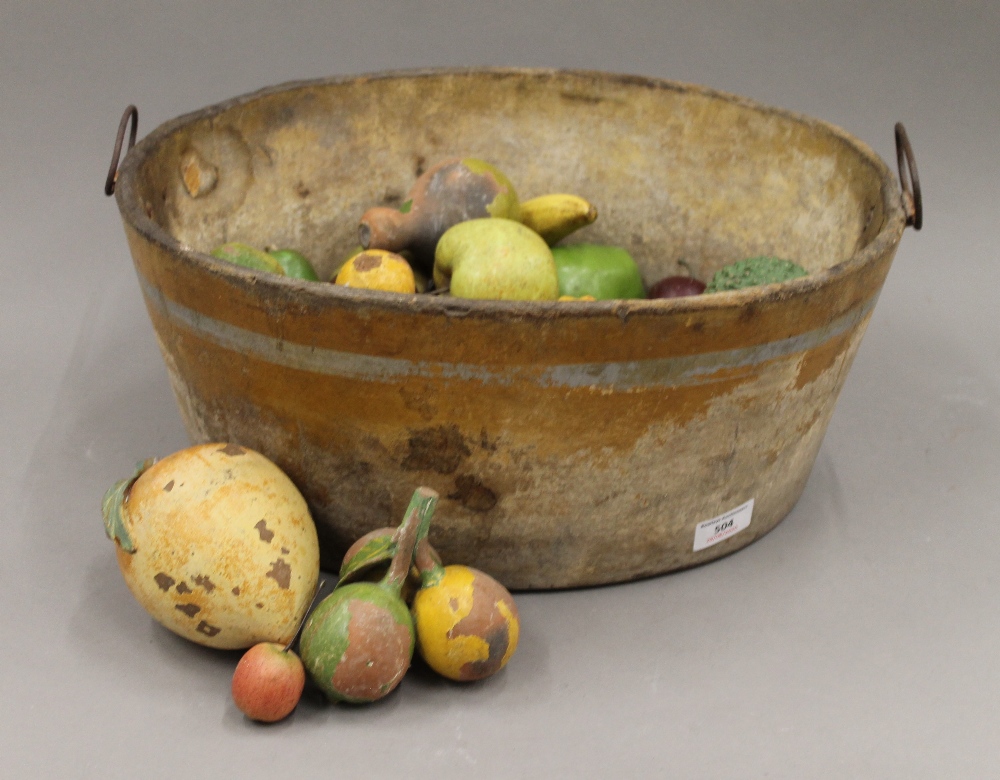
<box><xmin>519</xmin><ymin>193</ymin><xmax>598</xmax><ymax>245</ymax></box>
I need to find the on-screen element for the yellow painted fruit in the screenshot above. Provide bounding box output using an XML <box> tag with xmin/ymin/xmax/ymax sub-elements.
<box><xmin>102</xmin><ymin>443</ymin><xmax>320</xmax><ymax>650</ymax></box>
<box><xmin>411</xmin><ymin>565</ymin><xmax>519</xmax><ymax>681</ymax></box>
<box><xmin>335</xmin><ymin>249</ymin><xmax>416</xmax><ymax>293</ymax></box>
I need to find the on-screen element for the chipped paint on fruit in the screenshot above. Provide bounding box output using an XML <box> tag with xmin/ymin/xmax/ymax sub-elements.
<box><xmin>300</xmin><ymin>489</ymin><xmax>434</xmax><ymax>700</ymax></box>
<box><xmin>266</xmin><ymin>559</ymin><xmax>292</xmax><ymax>589</ymax></box>
<box><xmin>254</xmin><ymin>519</ymin><xmax>275</xmax><ymax>542</ymax></box>
<box><xmin>103</xmin><ymin>444</ymin><xmax>320</xmax><ymax>649</ymax></box>
<box><xmin>331</xmin><ymin>599</ymin><xmax>412</xmax><ymax>701</ymax></box>
<box><xmin>412</xmin><ymin>564</ymin><xmax>520</xmax><ymax>681</ymax></box>
<box><xmin>154</xmin><ymin>573</ymin><xmax>175</xmax><ymax>591</ymax></box>
<box><xmin>299</xmin><ymin>582</ymin><xmax>416</xmax><ymax>703</ymax></box>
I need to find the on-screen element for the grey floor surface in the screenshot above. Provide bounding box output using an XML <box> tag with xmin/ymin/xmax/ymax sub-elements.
<box><xmin>2</xmin><ymin>2</ymin><xmax>998</xmax><ymax>777</ymax></box>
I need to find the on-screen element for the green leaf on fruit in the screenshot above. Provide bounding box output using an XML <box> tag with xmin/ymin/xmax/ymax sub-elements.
<box><xmin>101</xmin><ymin>458</ymin><xmax>154</xmax><ymax>553</ymax></box>
<box><xmin>338</xmin><ymin>536</ymin><xmax>396</xmax><ymax>584</ymax></box>
<box><xmin>399</xmin><ymin>199</ymin><xmax>412</xmax><ymax>214</ymax></box>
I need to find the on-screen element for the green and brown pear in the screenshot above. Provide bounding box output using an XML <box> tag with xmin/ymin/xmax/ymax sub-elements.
<box><xmin>298</xmin><ymin>488</ymin><xmax>439</xmax><ymax>703</ymax></box>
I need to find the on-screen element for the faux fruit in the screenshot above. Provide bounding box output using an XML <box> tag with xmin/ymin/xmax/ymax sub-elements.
<box><xmin>648</xmin><ymin>275</ymin><xmax>707</xmax><ymax>298</ymax></box>
<box><xmin>299</xmin><ymin>488</ymin><xmax>439</xmax><ymax>703</ymax></box>
<box><xmin>705</xmin><ymin>256</ymin><xmax>808</xmax><ymax>292</ymax></box>
<box><xmin>338</xmin><ymin>527</ymin><xmax>403</xmax><ymax>584</ymax></box>
<box><xmin>335</xmin><ymin>249</ymin><xmax>416</xmax><ymax>293</ymax></box>
<box><xmin>337</xmin><ymin>527</ymin><xmax>441</xmax><ymax>584</ymax></box>
<box><xmin>330</xmin><ymin>245</ymin><xmax>364</xmax><ymax>281</ymax></box>
<box><xmin>231</xmin><ymin>641</ymin><xmax>306</xmax><ymax>723</ymax></box>
<box><xmin>519</xmin><ymin>193</ymin><xmax>597</xmax><ymax>246</ymax></box>
<box><xmin>339</xmin><ymin>526</ymin><xmax>442</xmax><ymax>603</ymax></box>
<box><xmin>359</xmin><ymin>157</ymin><xmax>520</xmax><ymax>274</ymax></box>
<box><xmin>434</xmin><ymin>218</ymin><xmax>559</xmax><ymax>301</ymax></box>
<box><xmin>268</xmin><ymin>248</ymin><xmax>319</xmax><ymax>281</ymax></box>
<box><xmin>211</xmin><ymin>242</ymin><xmax>285</xmax><ymax>275</ymax></box>
<box><xmin>552</xmin><ymin>244</ymin><xmax>646</xmax><ymax>300</ymax></box>
<box><xmin>411</xmin><ymin>537</ymin><xmax>520</xmax><ymax>682</ymax></box>
<box><xmin>101</xmin><ymin>443</ymin><xmax>320</xmax><ymax>650</ymax></box>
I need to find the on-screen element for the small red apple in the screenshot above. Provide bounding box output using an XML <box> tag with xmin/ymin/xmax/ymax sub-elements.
<box><xmin>649</xmin><ymin>275</ymin><xmax>707</xmax><ymax>298</ymax></box>
<box><xmin>231</xmin><ymin>641</ymin><xmax>305</xmax><ymax>723</ymax></box>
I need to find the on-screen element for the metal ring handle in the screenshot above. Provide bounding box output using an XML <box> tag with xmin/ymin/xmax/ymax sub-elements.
<box><xmin>105</xmin><ymin>105</ymin><xmax>138</xmax><ymax>196</ymax></box>
<box><xmin>894</xmin><ymin>122</ymin><xmax>922</xmax><ymax>230</ymax></box>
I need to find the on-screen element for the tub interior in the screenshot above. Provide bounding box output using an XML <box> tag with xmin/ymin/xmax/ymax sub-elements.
<box><xmin>133</xmin><ymin>70</ymin><xmax>888</xmax><ymax>286</ymax></box>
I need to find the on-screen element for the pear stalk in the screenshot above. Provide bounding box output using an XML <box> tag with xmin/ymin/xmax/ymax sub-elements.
<box><xmin>384</xmin><ymin>487</ymin><xmax>438</xmax><ymax>592</ymax></box>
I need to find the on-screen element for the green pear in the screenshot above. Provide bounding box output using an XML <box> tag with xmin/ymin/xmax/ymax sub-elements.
<box><xmin>433</xmin><ymin>218</ymin><xmax>559</xmax><ymax>301</ymax></box>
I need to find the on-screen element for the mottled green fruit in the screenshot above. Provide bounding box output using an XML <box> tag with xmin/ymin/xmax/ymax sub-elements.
<box><xmin>434</xmin><ymin>218</ymin><xmax>558</xmax><ymax>301</ymax></box>
<box><xmin>552</xmin><ymin>244</ymin><xmax>646</xmax><ymax>300</ymax></box>
<box><xmin>299</xmin><ymin>487</ymin><xmax>437</xmax><ymax>704</ymax></box>
<box><xmin>268</xmin><ymin>249</ymin><xmax>319</xmax><ymax>281</ymax></box>
<box><xmin>210</xmin><ymin>242</ymin><xmax>285</xmax><ymax>274</ymax></box>
<box><xmin>705</xmin><ymin>256</ymin><xmax>807</xmax><ymax>293</ymax></box>
<box><xmin>298</xmin><ymin>581</ymin><xmax>415</xmax><ymax>704</ymax></box>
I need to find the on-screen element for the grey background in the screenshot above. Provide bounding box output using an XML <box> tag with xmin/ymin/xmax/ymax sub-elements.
<box><xmin>2</xmin><ymin>2</ymin><xmax>998</xmax><ymax>777</ymax></box>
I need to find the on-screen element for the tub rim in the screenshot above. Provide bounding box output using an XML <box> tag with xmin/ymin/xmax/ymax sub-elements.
<box><xmin>114</xmin><ymin>66</ymin><xmax>907</xmax><ymax>322</ymax></box>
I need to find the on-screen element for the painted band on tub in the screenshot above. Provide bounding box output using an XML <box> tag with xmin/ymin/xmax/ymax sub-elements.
<box><xmin>138</xmin><ymin>272</ymin><xmax>877</xmax><ymax>391</ymax></box>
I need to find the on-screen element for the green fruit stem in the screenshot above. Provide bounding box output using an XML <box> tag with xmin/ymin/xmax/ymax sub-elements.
<box><xmin>414</xmin><ymin>538</ymin><xmax>446</xmax><ymax>588</ymax></box>
<box><xmin>382</xmin><ymin>487</ymin><xmax>438</xmax><ymax>594</ymax></box>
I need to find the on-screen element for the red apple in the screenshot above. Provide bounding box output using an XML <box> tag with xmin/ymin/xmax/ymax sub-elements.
<box><xmin>649</xmin><ymin>275</ymin><xmax>706</xmax><ymax>298</ymax></box>
<box><xmin>231</xmin><ymin>642</ymin><xmax>305</xmax><ymax>723</ymax></box>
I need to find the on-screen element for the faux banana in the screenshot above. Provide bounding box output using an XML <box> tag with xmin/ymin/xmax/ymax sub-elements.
<box><xmin>519</xmin><ymin>193</ymin><xmax>598</xmax><ymax>246</ymax></box>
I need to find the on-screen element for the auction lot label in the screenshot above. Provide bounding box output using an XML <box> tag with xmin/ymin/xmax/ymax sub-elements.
<box><xmin>693</xmin><ymin>498</ymin><xmax>754</xmax><ymax>552</ymax></box>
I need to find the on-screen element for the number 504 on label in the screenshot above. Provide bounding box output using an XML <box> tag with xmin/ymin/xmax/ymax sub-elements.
<box><xmin>693</xmin><ymin>498</ymin><xmax>755</xmax><ymax>552</ymax></box>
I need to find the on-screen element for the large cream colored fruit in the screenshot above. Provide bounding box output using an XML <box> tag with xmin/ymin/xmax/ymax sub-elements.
<box><xmin>106</xmin><ymin>443</ymin><xmax>320</xmax><ymax>649</ymax></box>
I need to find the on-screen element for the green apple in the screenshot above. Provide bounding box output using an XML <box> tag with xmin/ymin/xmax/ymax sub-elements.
<box><xmin>433</xmin><ymin>218</ymin><xmax>559</xmax><ymax>301</ymax></box>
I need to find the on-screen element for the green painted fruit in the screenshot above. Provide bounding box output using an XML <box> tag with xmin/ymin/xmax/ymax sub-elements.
<box><xmin>298</xmin><ymin>581</ymin><xmax>415</xmax><ymax>703</ymax></box>
<box><xmin>552</xmin><ymin>244</ymin><xmax>645</xmax><ymax>300</ymax></box>
<box><xmin>433</xmin><ymin>218</ymin><xmax>559</xmax><ymax>301</ymax></box>
<box><xmin>705</xmin><ymin>256</ymin><xmax>807</xmax><ymax>293</ymax></box>
<box><xmin>210</xmin><ymin>242</ymin><xmax>285</xmax><ymax>274</ymax></box>
<box><xmin>268</xmin><ymin>249</ymin><xmax>319</xmax><ymax>281</ymax></box>
<box><xmin>298</xmin><ymin>487</ymin><xmax>439</xmax><ymax>703</ymax></box>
